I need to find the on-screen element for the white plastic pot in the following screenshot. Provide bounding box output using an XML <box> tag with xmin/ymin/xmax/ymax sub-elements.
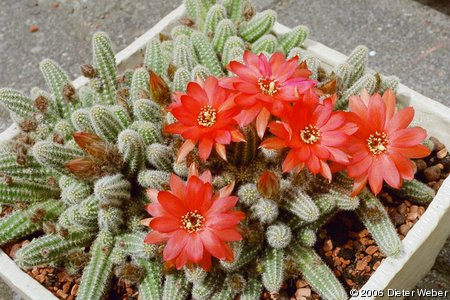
<box><xmin>0</xmin><ymin>4</ymin><xmax>448</xmax><ymax>300</ymax></box>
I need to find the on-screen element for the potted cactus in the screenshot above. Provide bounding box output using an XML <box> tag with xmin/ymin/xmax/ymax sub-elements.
<box><xmin>0</xmin><ymin>1</ymin><xmax>449</xmax><ymax>300</ymax></box>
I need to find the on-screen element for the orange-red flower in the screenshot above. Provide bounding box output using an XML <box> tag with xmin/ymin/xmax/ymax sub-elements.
<box><xmin>165</xmin><ymin>77</ymin><xmax>245</xmax><ymax>162</ymax></box>
<box><xmin>346</xmin><ymin>89</ymin><xmax>431</xmax><ymax>195</ymax></box>
<box><xmin>224</xmin><ymin>50</ymin><xmax>316</xmax><ymax>138</ymax></box>
<box><xmin>144</xmin><ymin>165</ymin><xmax>245</xmax><ymax>271</ymax></box>
<box><xmin>261</xmin><ymin>91</ymin><xmax>357</xmax><ymax>180</ymax></box>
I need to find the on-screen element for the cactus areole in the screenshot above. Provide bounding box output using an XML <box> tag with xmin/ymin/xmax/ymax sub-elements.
<box><xmin>0</xmin><ymin>1</ymin><xmax>435</xmax><ymax>299</ymax></box>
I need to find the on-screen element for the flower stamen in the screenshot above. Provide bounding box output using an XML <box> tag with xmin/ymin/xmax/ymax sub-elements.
<box><xmin>181</xmin><ymin>210</ymin><xmax>205</xmax><ymax>233</ymax></box>
<box><xmin>197</xmin><ymin>105</ymin><xmax>217</xmax><ymax>127</ymax></box>
<box><xmin>367</xmin><ymin>131</ymin><xmax>389</xmax><ymax>155</ymax></box>
<box><xmin>258</xmin><ymin>76</ymin><xmax>282</xmax><ymax>96</ymax></box>
<box><xmin>300</xmin><ymin>125</ymin><xmax>321</xmax><ymax>144</ymax></box>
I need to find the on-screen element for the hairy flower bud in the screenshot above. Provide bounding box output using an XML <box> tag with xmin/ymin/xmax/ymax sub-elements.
<box><xmin>80</xmin><ymin>64</ymin><xmax>97</xmax><ymax>78</ymax></box>
<box><xmin>149</xmin><ymin>71</ymin><xmax>171</xmax><ymax>104</ymax></box>
<box><xmin>257</xmin><ymin>171</ymin><xmax>280</xmax><ymax>199</ymax></box>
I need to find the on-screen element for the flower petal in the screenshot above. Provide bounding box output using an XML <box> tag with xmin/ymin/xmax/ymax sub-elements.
<box><xmin>163</xmin><ymin>230</ymin><xmax>189</xmax><ymax>261</ymax></box>
<box><xmin>380</xmin><ymin>154</ymin><xmax>401</xmax><ymax>189</ymax></box>
<box><xmin>158</xmin><ymin>191</ymin><xmax>187</xmax><ymax>217</ymax></box>
<box><xmin>199</xmin><ymin>229</ymin><xmax>227</xmax><ymax>260</ymax></box>
<box><xmin>185</xmin><ymin>233</ymin><xmax>204</xmax><ymax>263</ymax></box>
<box><xmin>256</xmin><ymin>107</ymin><xmax>271</xmax><ymax>139</ymax></box>
<box><xmin>390</xmin><ymin>127</ymin><xmax>427</xmax><ymax>147</ymax></box>
<box><xmin>150</xmin><ymin>216</ymin><xmax>181</xmax><ymax>233</ymax></box>
<box><xmin>144</xmin><ymin>231</ymin><xmax>170</xmax><ymax>244</ymax></box>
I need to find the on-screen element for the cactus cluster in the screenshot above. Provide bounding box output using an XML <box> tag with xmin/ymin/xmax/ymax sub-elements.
<box><xmin>0</xmin><ymin>1</ymin><xmax>434</xmax><ymax>300</ymax></box>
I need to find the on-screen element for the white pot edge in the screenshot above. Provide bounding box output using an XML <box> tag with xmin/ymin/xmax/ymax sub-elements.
<box><xmin>0</xmin><ymin>4</ymin><xmax>448</xmax><ymax>300</ymax></box>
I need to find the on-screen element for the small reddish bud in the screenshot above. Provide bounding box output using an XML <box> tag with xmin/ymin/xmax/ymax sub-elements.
<box><xmin>73</xmin><ymin>132</ymin><xmax>108</xmax><ymax>159</ymax></box>
<box><xmin>80</xmin><ymin>64</ymin><xmax>97</xmax><ymax>78</ymax></box>
<box><xmin>257</xmin><ymin>171</ymin><xmax>280</xmax><ymax>199</ymax></box>
<box><xmin>65</xmin><ymin>157</ymin><xmax>100</xmax><ymax>178</ymax></box>
<box><xmin>63</xmin><ymin>84</ymin><xmax>76</xmax><ymax>102</ymax></box>
<box><xmin>35</xmin><ymin>95</ymin><xmax>49</xmax><ymax>113</ymax></box>
<box><xmin>149</xmin><ymin>71</ymin><xmax>171</xmax><ymax>105</ymax></box>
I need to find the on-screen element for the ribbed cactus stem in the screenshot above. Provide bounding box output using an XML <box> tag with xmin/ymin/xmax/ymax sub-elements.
<box><xmin>98</xmin><ymin>206</ymin><xmax>124</xmax><ymax>234</ymax></box>
<box><xmin>144</xmin><ymin>38</ymin><xmax>167</xmax><ymax>77</ymax></box>
<box><xmin>282</xmin><ymin>187</ymin><xmax>320</xmax><ymax>223</ymax></box>
<box><xmin>378</xmin><ymin>75</ymin><xmax>400</xmax><ymax>93</ymax></box>
<box><xmin>346</xmin><ymin>45</ymin><xmax>369</xmax><ymax>86</ymax></box>
<box><xmin>58</xmin><ymin>196</ymin><xmax>99</xmax><ymax>231</ymax></box>
<box><xmin>116</xmin><ymin>231</ymin><xmax>159</xmax><ymax>260</ymax></box>
<box><xmin>251</xmin><ymin>198</ymin><xmax>279</xmax><ymax>224</ymax></box>
<box><xmin>185</xmin><ymin>265</ymin><xmax>208</xmax><ymax>283</ymax></box>
<box><xmin>111</xmin><ymin>105</ymin><xmax>132</xmax><ymax>128</ymax></box>
<box><xmin>297</xmin><ymin>227</ymin><xmax>317</xmax><ymax>247</ymax></box>
<box><xmin>137</xmin><ymin>258</ymin><xmax>163</xmax><ymax>300</ymax></box>
<box><xmin>95</xmin><ymin>174</ymin><xmax>131</xmax><ymax>207</ymax></box>
<box><xmin>239</xmin><ymin>10</ymin><xmax>277</xmax><ymax>43</ymax></box>
<box><xmin>162</xmin><ymin>273</ymin><xmax>190</xmax><ymax>300</ymax></box>
<box><xmin>333</xmin><ymin>62</ymin><xmax>353</xmax><ymax>90</ymax></box>
<box><xmin>337</xmin><ymin>74</ymin><xmax>377</xmax><ymax>110</ymax></box>
<box><xmin>213</xmin><ymin>19</ymin><xmax>237</xmax><ymax>54</ymax></box>
<box><xmin>185</xmin><ymin>0</ymin><xmax>208</xmax><ymax>29</ymax></box>
<box><xmin>130</xmin><ymin>68</ymin><xmax>150</xmax><ymax>103</ymax></box>
<box><xmin>278</xmin><ymin>25</ymin><xmax>309</xmax><ymax>53</ymax></box>
<box><xmin>222</xmin><ymin>36</ymin><xmax>245</xmax><ymax>66</ymax></box>
<box><xmin>78</xmin><ymin>86</ymin><xmax>95</xmax><ymax>107</ymax></box>
<box><xmin>72</xmin><ymin>108</ymin><xmax>95</xmax><ymax>133</ymax></box>
<box><xmin>220</xmin><ymin>242</ymin><xmax>261</xmax><ymax>272</ymax></box>
<box><xmin>170</xmin><ymin>25</ymin><xmax>194</xmax><ymax>39</ymax></box>
<box><xmin>146</xmin><ymin>143</ymin><xmax>174</xmax><ymax>172</ymax></box>
<box><xmin>204</xmin><ymin>4</ymin><xmax>227</xmax><ymax>35</ymax></box>
<box><xmin>15</xmin><ymin>231</ymin><xmax>94</xmax><ymax>269</ymax></box>
<box><xmin>173</xmin><ymin>67</ymin><xmax>192</xmax><ymax>92</ymax></box>
<box><xmin>118</xmin><ymin>129</ymin><xmax>146</xmax><ymax>177</ymax></box>
<box><xmin>237</xmin><ymin>183</ymin><xmax>260</xmax><ymax>206</ymax></box>
<box><xmin>0</xmin><ymin>200</ymin><xmax>64</xmax><ymax>245</ymax></box>
<box><xmin>240</xmin><ymin>276</ymin><xmax>263</xmax><ymax>300</ymax></box>
<box><xmin>54</xmin><ymin>120</ymin><xmax>74</xmax><ymax>141</ymax></box>
<box><xmin>132</xmin><ymin>99</ymin><xmax>163</xmax><ymax>123</ymax></box>
<box><xmin>192</xmin><ymin>65</ymin><xmax>211</xmax><ymax>82</ymax></box>
<box><xmin>262</xmin><ymin>247</ymin><xmax>284</xmax><ymax>293</ymax></box>
<box><xmin>357</xmin><ymin>189</ymin><xmax>402</xmax><ymax>256</ymax></box>
<box><xmin>302</xmin><ymin>54</ymin><xmax>320</xmax><ymax>80</ymax></box>
<box><xmin>130</xmin><ymin>121</ymin><xmax>163</xmax><ymax>145</ymax></box>
<box><xmin>138</xmin><ymin>170</ymin><xmax>170</xmax><ymax>189</ymax></box>
<box><xmin>77</xmin><ymin>231</ymin><xmax>116</xmax><ymax>300</ymax></box>
<box><xmin>0</xmin><ymin>88</ymin><xmax>36</xmax><ymax>123</ymax></box>
<box><xmin>266</xmin><ymin>223</ymin><xmax>292</xmax><ymax>249</ymax></box>
<box><xmin>90</xmin><ymin>105</ymin><xmax>124</xmax><ymax>142</ymax></box>
<box><xmin>33</xmin><ymin>141</ymin><xmax>84</xmax><ymax>175</ymax></box>
<box><xmin>60</xmin><ymin>179</ymin><xmax>92</xmax><ymax>205</ymax></box>
<box><xmin>92</xmin><ymin>32</ymin><xmax>117</xmax><ymax>105</ymax></box>
<box><xmin>174</xmin><ymin>44</ymin><xmax>198</xmax><ymax>72</ymax></box>
<box><xmin>192</xmin><ymin>32</ymin><xmax>225</xmax><ymax>77</ymax></box>
<box><xmin>391</xmin><ymin>179</ymin><xmax>435</xmax><ymax>205</ymax></box>
<box><xmin>39</xmin><ymin>58</ymin><xmax>73</xmax><ymax>118</ymax></box>
<box><xmin>252</xmin><ymin>34</ymin><xmax>277</xmax><ymax>54</ymax></box>
<box><xmin>288</xmin><ymin>244</ymin><xmax>347</xmax><ymax>300</ymax></box>
<box><xmin>192</xmin><ymin>271</ymin><xmax>222</xmax><ymax>300</ymax></box>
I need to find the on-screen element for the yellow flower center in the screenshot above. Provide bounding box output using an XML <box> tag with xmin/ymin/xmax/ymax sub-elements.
<box><xmin>181</xmin><ymin>210</ymin><xmax>205</xmax><ymax>233</ymax></box>
<box><xmin>300</xmin><ymin>125</ymin><xmax>321</xmax><ymax>144</ymax></box>
<box><xmin>258</xmin><ymin>76</ymin><xmax>281</xmax><ymax>96</ymax></box>
<box><xmin>367</xmin><ymin>132</ymin><xmax>389</xmax><ymax>155</ymax></box>
<box><xmin>197</xmin><ymin>105</ymin><xmax>217</xmax><ymax>127</ymax></box>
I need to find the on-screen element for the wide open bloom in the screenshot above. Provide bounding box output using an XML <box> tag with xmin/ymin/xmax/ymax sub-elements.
<box><xmin>165</xmin><ymin>76</ymin><xmax>245</xmax><ymax>162</ymax></box>
<box><xmin>144</xmin><ymin>165</ymin><xmax>245</xmax><ymax>271</ymax></box>
<box><xmin>346</xmin><ymin>89</ymin><xmax>431</xmax><ymax>195</ymax></box>
<box><xmin>261</xmin><ymin>91</ymin><xmax>357</xmax><ymax>180</ymax></box>
<box><xmin>224</xmin><ymin>50</ymin><xmax>317</xmax><ymax>138</ymax></box>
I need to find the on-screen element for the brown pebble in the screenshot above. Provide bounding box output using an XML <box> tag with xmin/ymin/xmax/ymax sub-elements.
<box><xmin>56</xmin><ymin>289</ymin><xmax>69</xmax><ymax>299</ymax></box>
<box><xmin>407</xmin><ymin>212</ymin><xmax>419</xmax><ymax>221</ymax></box>
<box><xmin>358</xmin><ymin>229</ymin><xmax>368</xmax><ymax>238</ymax></box>
<box><xmin>346</xmin><ymin>279</ymin><xmax>354</xmax><ymax>286</ymax></box>
<box><xmin>437</xmin><ymin>148</ymin><xmax>448</xmax><ymax>159</ymax></box>
<box><xmin>323</xmin><ymin>239</ymin><xmax>333</xmax><ymax>252</ymax></box>
<box><xmin>398</xmin><ymin>203</ymin><xmax>408</xmax><ymax>215</ymax></box>
<box><xmin>430</xmin><ymin>137</ymin><xmax>445</xmax><ymax>151</ymax></box>
<box><xmin>414</xmin><ymin>159</ymin><xmax>427</xmax><ymax>171</ymax></box>
<box><xmin>365</xmin><ymin>245</ymin><xmax>378</xmax><ymax>255</ymax></box>
<box><xmin>295</xmin><ymin>280</ymin><xmax>308</xmax><ymax>289</ymax></box>
<box><xmin>432</xmin><ymin>180</ymin><xmax>443</xmax><ymax>191</ymax></box>
<box><xmin>373</xmin><ymin>261</ymin><xmax>381</xmax><ymax>270</ymax></box>
<box><xmin>71</xmin><ymin>284</ymin><xmax>79</xmax><ymax>296</ymax></box>
<box><xmin>356</xmin><ymin>260</ymin><xmax>368</xmax><ymax>271</ymax></box>
<box><xmin>362</xmin><ymin>255</ymin><xmax>372</xmax><ymax>263</ymax></box>
<box><xmin>295</xmin><ymin>287</ymin><xmax>311</xmax><ymax>298</ymax></box>
<box><xmin>67</xmin><ymin>296</ymin><xmax>74</xmax><ymax>300</ymax></box>
<box><xmin>399</xmin><ymin>224</ymin><xmax>411</xmax><ymax>236</ymax></box>
<box><xmin>410</xmin><ymin>205</ymin><xmax>418</xmax><ymax>213</ymax></box>
<box><xmin>29</xmin><ymin>25</ymin><xmax>39</xmax><ymax>33</ymax></box>
<box><xmin>35</xmin><ymin>274</ymin><xmax>45</xmax><ymax>283</ymax></box>
<box><xmin>424</xmin><ymin>165</ymin><xmax>441</xmax><ymax>181</ymax></box>
<box><xmin>62</xmin><ymin>282</ymin><xmax>71</xmax><ymax>294</ymax></box>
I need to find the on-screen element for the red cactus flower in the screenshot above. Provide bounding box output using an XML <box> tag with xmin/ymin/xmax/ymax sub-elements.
<box><xmin>224</xmin><ymin>50</ymin><xmax>316</xmax><ymax>138</ymax></box>
<box><xmin>260</xmin><ymin>91</ymin><xmax>357</xmax><ymax>180</ymax></box>
<box><xmin>346</xmin><ymin>89</ymin><xmax>431</xmax><ymax>195</ymax></box>
<box><xmin>166</xmin><ymin>77</ymin><xmax>245</xmax><ymax>162</ymax></box>
<box><xmin>144</xmin><ymin>164</ymin><xmax>245</xmax><ymax>271</ymax></box>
